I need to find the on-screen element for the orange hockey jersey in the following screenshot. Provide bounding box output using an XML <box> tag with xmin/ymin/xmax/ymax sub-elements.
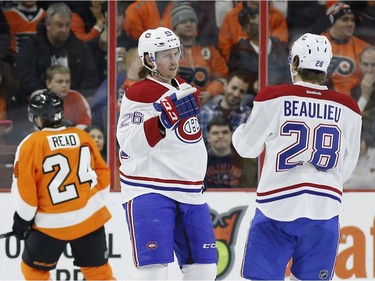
<box><xmin>3</xmin><ymin>7</ymin><xmax>45</xmax><ymax>55</ymax></box>
<box><xmin>323</xmin><ymin>32</ymin><xmax>369</xmax><ymax>96</ymax></box>
<box><xmin>11</xmin><ymin>126</ymin><xmax>111</xmax><ymax>240</ymax></box>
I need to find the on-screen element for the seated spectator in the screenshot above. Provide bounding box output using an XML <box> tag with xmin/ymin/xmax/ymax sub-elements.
<box><xmin>3</xmin><ymin>0</ymin><xmax>46</xmax><ymax>67</ymax></box>
<box><xmin>205</xmin><ymin>115</ymin><xmax>257</xmax><ymax>188</ymax></box>
<box><xmin>322</xmin><ymin>3</ymin><xmax>369</xmax><ymax>95</ymax></box>
<box><xmin>351</xmin><ymin>46</ymin><xmax>375</xmax><ymax>118</ymax></box>
<box><xmin>229</xmin><ymin>4</ymin><xmax>290</xmax><ymax>90</ymax></box>
<box><xmin>88</xmin><ymin>1</ymin><xmax>137</xmax><ymax>83</ymax></box>
<box><xmin>45</xmin><ymin>65</ymin><xmax>91</xmax><ymax>130</ymax></box>
<box><xmin>344</xmin><ymin>130</ymin><xmax>375</xmax><ymax>189</ymax></box>
<box><xmin>85</xmin><ymin>125</ymin><xmax>106</xmax><ymax>160</ymax></box>
<box><xmin>172</xmin><ymin>3</ymin><xmax>228</xmax><ymax>104</ymax></box>
<box><xmin>118</xmin><ymin>47</ymin><xmax>143</xmax><ymax>107</ymax></box>
<box><xmin>219</xmin><ymin>0</ymin><xmax>289</xmax><ymax>61</ymax></box>
<box><xmin>70</xmin><ymin>1</ymin><xmax>106</xmax><ymax>42</ymax></box>
<box><xmin>198</xmin><ymin>71</ymin><xmax>251</xmax><ymax>141</ymax></box>
<box><xmin>16</xmin><ymin>2</ymin><xmax>99</xmax><ymax>105</ymax></box>
<box><xmin>350</xmin><ymin>45</ymin><xmax>375</xmax><ymax>143</ymax></box>
<box><xmin>123</xmin><ymin>0</ymin><xmax>174</xmax><ymax>41</ymax></box>
<box><xmin>92</xmin><ymin>47</ymin><xmax>142</xmax><ymax>131</ymax></box>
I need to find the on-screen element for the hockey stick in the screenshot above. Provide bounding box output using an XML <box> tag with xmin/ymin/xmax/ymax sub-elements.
<box><xmin>0</xmin><ymin>231</ymin><xmax>14</xmax><ymax>239</ymax></box>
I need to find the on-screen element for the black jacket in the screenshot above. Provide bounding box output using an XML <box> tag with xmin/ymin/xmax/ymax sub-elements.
<box><xmin>16</xmin><ymin>22</ymin><xmax>99</xmax><ymax>103</ymax></box>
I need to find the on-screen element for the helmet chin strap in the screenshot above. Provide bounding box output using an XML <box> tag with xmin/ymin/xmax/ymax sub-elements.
<box><xmin>144</xmin><ymin>59</ymin><xmax>171</xmax><ymax>82</ymax></box>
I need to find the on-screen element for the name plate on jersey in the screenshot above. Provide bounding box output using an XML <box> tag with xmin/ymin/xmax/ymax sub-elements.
<box><xmin>47</xmin><ymin>133</ymin><xmax>80</xmax><ymax>150</ymax></box>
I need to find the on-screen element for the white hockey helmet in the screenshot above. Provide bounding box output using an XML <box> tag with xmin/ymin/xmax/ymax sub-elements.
<box><xmin>289</xmin><ymin>33</ymin><xmax>332</xmax><ymax>73</ymax></box>
<box><xmin>138</xmin><ymin>27</ymin><xmax>181</xmax><ymax>71</ymax></box>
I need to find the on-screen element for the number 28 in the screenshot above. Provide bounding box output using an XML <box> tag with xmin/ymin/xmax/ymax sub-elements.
<box><xmin>276</xmin><ymin>121</ymin><xmax>341</xmax><ymax>171</ymax></box>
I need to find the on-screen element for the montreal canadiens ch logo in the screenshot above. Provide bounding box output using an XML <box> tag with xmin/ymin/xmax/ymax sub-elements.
<box><xmin>175</xmin><ymin>117</ymin><xmax>202</xmax><ymax>143</ymax></box>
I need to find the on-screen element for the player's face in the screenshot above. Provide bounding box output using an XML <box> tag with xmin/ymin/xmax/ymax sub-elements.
<box><xmin>224</xmin><ymin>76</ymin><xmax>249</xmax><ymax>108</ymax></box>
<box><xmin>46</xmin><ymin>14</ymin><xmax>71</xmax><ymax>46</ymax></box>
<box><xmin>155</xmin><ymin>48</ymin><xmax>180</xmax><ymax>80</ymax></box>
<box><xmin>331</xmin><ymin>14</ymin><xmax>355</xmax><ymax>40</ymax></box>
<box><xmin>46</xmin><ymin>73</ymin><xmax>70</xmax><ymax>98</ymax></box>
<box><xmin>360</xmin><ymin>49</ymin><xmax>375</xmax><ymax>75</ymax></box>
<box><xmin>89</xmin><ymin>128</ymin><xmax>105</xmax><ymax>152</ymax></box>
<box><xmin>207</xmin><ymin>125</ymin><xmax>232</xmax><ymax>152</ymax></box>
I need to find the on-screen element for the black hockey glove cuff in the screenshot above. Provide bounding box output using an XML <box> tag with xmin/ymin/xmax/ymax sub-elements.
<box><xmin>12</xmin><ymin>212</ymin><xmax>33</xmax><ymax>240</ymax></box>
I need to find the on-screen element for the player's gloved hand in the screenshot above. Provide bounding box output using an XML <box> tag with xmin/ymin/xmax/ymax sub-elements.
<box><xmin>12</xmin><ymin>212</ymin><xmax>32</xmax><ymax>240</ymax></box>
<box><xmin>178</xmin><ymin>83</ymin><xmax>200</xmax><ymax>106</ymax></box>
<box><xmin>174</xmin><ymin>93</ymin><xmax>201</xmax><ymax>119</ymax></box>
<box><xmin>153</xmin><ymin>94</ymin><xmax>181</xmax><ymax>129</ymax></box>
<box><xmin>153</xmin><ymin>85</ymin><xmax>200</xmax><ymax>129</ymax></box>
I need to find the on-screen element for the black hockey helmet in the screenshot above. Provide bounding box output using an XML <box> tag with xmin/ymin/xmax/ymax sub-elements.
<box><xmin>28</xmin><ymin>89</ymin><xmax>64</xmax><ymax>128</ymax></box>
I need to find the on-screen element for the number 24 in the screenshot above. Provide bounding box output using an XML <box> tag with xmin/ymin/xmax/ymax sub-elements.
<box><xmin>43</xmin><ymin>146</ymin><xmax>97</xmax><ymax>204</ymax></box>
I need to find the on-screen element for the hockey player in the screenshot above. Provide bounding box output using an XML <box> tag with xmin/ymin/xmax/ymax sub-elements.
<box><xmin>116</xmin><ymin>27</ymin><xmax>218</xmax><ymax>280</ymax></box>
<box><xmin>232</xmin><ymin>33</ymin><xmax>362</xmax><ymax>280</ymax></box>
<box><xmin>11</xmin><ymin>90</ymin><xmax>115</xmax><ymax>280</ymax></box>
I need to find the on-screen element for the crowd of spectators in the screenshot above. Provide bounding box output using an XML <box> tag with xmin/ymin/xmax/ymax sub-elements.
<box><xmin>0</xmin><ymin>0</ymin><xmax>375</xmax><ymax>190</ymax></box>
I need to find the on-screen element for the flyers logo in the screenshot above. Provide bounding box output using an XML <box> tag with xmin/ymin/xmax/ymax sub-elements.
<box><xmin>210</xmin><ymin>206</ymin><xmax>247</xmax><ymax>279</ymax></box>
<box><xmin>175</xmin><ymin>117</ymin><xmax>202</xmax><ymax>143</ymax></box>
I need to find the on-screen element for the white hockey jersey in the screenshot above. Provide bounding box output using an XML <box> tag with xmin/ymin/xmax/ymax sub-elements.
<box><xmin>116</xmin><ymin>76</ymin><xmax>207</xmax><ymax>205</ymax></box>
<box><xmin>233</xmin><ymin>81</ymin><xmax>362</xmax><ymax>221</ymax></box>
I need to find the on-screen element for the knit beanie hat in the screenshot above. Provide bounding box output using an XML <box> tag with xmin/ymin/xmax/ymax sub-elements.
<box><xmin>326</xmin><ymin>3</ymin><xmax>353</xmax><ymax>22</ymax></box>
<box><xmin>171</xmin><ymin>4</ymin><xmax>198</xmax><ymax>29</ymax></box>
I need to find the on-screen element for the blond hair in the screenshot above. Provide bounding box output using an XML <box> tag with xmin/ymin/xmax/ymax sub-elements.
<box><xmin>46</xmin><ymin>65</ymin><xmax>70</xmax><ymax>81</ymax></box>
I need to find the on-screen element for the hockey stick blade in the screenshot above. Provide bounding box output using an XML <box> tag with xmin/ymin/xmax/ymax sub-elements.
<box><xmin>0</xmin><ymin>231</ymin><xmax>14</xmax><ymax>239</ymax></box>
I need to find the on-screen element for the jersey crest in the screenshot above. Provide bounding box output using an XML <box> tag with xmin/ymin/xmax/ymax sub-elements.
<box><xmin>175</xmin><ymin>117</ymin><xmax>202</xmax><ymax>143</ymax></box>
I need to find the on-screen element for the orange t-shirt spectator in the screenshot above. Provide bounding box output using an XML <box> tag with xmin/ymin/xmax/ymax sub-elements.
<box><xmin>219</xmin><ymin>1</ymin><xmax>288</xmax><ymax>61</ymax></box>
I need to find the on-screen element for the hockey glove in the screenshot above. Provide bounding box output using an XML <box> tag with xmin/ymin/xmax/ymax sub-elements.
<box><xmin>12</xmin><ymin>212</ymin><xmax>33</xmax><ymax>240</ymax></box>
<box><xmin>178</xmin><ymin>83</ymin><xmax>200</xmax><ymax>106</ymax></box>
<box><xmin>154</xmin><ymin>94</ymin><xmax>180</xmax><ymax>129</ymax></box>
<box><xmin>174</xmin><ymin>93</ymin><xmax>200</xmax><ymax>119</ymax></box>
<box><xmin>153</xmin><ymin>84</ymin><xmax>199</xmax><ymax>129</ymax></box>
<box><xmin>154</xmin><ymin>93</ymin><xmax>201</xmax><ymax>129</ymax></box>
